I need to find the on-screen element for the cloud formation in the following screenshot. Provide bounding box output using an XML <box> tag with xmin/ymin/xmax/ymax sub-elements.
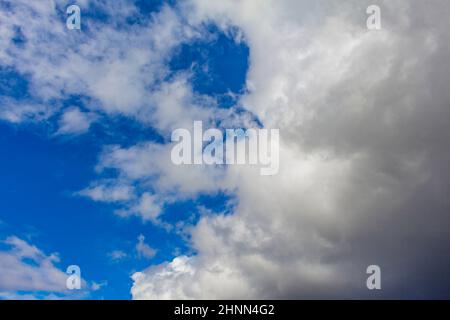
<box><xmin>56</xmin><ymin>107</ymin><xmax>97</xmax><ymax>135</ymax></box>
<box><xmin>132</xmin><ymin>0</ymin><xmax>450</xmax><ymax>299</ymax></box>
<box><xmin>136</xmin><ymin>234</ymin><xmax>156</xmax><ymax>260</ymax></box>
<box><xmin>2</xmin><ymin>0</ymin><xmax>450</xmax><ymax>299</ymax></box>
<box><xmin>0</xmin><ymin>236</ymin><xmax>67</xmax><ymax>292</ymax></box>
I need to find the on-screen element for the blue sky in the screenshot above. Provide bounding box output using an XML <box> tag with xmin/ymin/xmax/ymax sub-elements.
<box><xmin>0</xmin><ymin>0</ymin><xmax>248</xmax><ymax>299</ymax></box>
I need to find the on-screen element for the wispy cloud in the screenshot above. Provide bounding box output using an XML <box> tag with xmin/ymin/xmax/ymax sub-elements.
<box><xmin>108</xmin><ymin>250</ymin><xmax>128</xmax><ymax>262</ymax></box>
<box><xmin>0</xmin><ymin>236</ymin><xmax>67</xmax><ymax>294</ymax></box>
<box><xmin>136</xmin><ymin>234</ymin><xmax>156</xmax><ymax>260</ymax></box>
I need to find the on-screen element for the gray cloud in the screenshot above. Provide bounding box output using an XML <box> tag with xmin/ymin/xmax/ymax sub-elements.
<box><xmin>132</xmin><ymin>0</ymin><xmax>450</xmax><ymax>299</ymax></box>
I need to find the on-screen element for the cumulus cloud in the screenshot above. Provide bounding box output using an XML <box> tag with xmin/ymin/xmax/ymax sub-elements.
<box><xmin>131</xmin><ymin>0</ymin><xmax>450</xmax><ymax>299</ymax></box>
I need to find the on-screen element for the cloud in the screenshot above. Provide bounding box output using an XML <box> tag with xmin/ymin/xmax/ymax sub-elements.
<box><xmin>135</xmin><ymin>234</ymin><xmax>156</xmax><ymax>260</ymax></box>
<box><xmin>3</xmin><ymin>0</ymin><xmax>450</xmax><ymax>299</ymax></box>
<box><xmin>0</xmin><ymin>0</ymin><xmax>205</xmax><ymax>130</ymax></box>
<box><xmin>78</xmin><ymin>181</ymin><xmax>134</xmax><ymax>203</ymax></box>
<box><xmin>98</xmin><ymin>142</ymin><xmax>227</xmax><ymax>196</ymax></box>
<box><xmin>0</xmin><ymin>235</ymin><xmax>98</xmax><ymax>299</ymax></box>
<box><xmin>132</xmin><ymin>256</ymin><xmax>196</xmax><ymax>299</ymax></box>
<box><xmin>0</xmin><ymin>98</ymin><xmax>53</xmax><ymax>123</ymax></box>
<box><xmin>55</xmin><ymin>107</ymin><xmax>97</xmax><ymax>135</ymax></box>
<box><xmin>0</xmin><ymin>291</ymin><xmax>64</xmax><ymax>300</ymax></box>
<box><xmin>0</xmin><ymin>236</ymin><xmax>67</xmax><ymax>292</ymax></box>
<box><xmin>131</xmin><ymin>0</ymin><xmax>450</xmax><ymax>299</ymax></box>
<box><xmin>108</xmin><ymin>250</ymin><xmax>127</xmax><ymax>262</ymax></box>
<box><xmin>91</xmin><ymin>280</ymin><xmax>107</xmax><ymax>291</ymax></box>
<box><xmin>130</xmin><ymin>194</ymin><xmax>162</xmax><ymax>223</ymax></box>
<box><xmin>89</xmin><ymin>141</ymin><xmax>229</xmax><ymax>222</ymax></box>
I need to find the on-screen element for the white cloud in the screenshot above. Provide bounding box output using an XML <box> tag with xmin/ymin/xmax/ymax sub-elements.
<box><xmin>78</xmin><ymin>182</ymin><xmax>134</xmax><ymax>203</ymax></box>
<box><xmin>56</xmin><ymin>107</ymin><xmax>97</xmax><ymax>135</ymax></box>
<box><xmin>0</xmin><ymin>98</ymin><xmax>53</xmax><ymax>123</ymax></box>
<box><xmin>91</xmin><ymin>280</ymin><xmax>107</xmax><ymax>291</ymax></box>
<box><xmin>132</xmin><ymin>194</ymin><xmax>162</xmax><ymax>223</ymax></box>
<box><xmin>113</xmin><ymin>193</ymin><xmax>163</xmax><ymax>223</ymax></box>
<box><xmin>0</xmin><ymin>236</ymin><xmax>67</xmax><ymax>292</ymax></box>
<box><xmin>0</xmin><ymin>291</ymin><xmax>64</xmax><ymax>300</ymax></box>
<box><xmin>135</xmin><ymin>234</ymin><xmax>156</xmax><ymax>260</ymax></box>
<box><xmin>0</xmin><ymin>235</ymin><xmax>97</xmax><ymax>299</ymax></box>
<box><xmin>0</xmin><ymin>1</ymin><xmax>205</xmax><ymax>130</ymax></box>
<box><xmin>97</xmin><ymin>142</ymin><xmax>227</xmax><ymax>197</ymax></box>
<box><xmin>108</xmin><ymin>250</ymin><xmax>128</xmax><ymax>262</ymax></box>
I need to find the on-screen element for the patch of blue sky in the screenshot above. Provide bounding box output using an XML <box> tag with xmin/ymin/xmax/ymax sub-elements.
<box><xmin>11</xmin><ymin>25</ymin><xmax>27</xmax><ymax>47</ymax></box>
<box><xmin>162</xmin><ymin>192</ymin><xmax>237</xmax><ymax>227</ymax></box>
<box><xmin>168</xmin><ymin>22</ymin><xmax>264</xmax><ymax>127</ymax></box>
<box><xmin>0</xmin><ymin>67</ymin><xmax>30</xmax><ymax>100</ymax></box>
<box><xmin>169</xmin><ymin>24</ymin><xmax>249</xmax><ymax>101</ymax></box>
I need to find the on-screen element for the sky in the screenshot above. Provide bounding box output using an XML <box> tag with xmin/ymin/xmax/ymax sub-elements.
<box><xmin>1</xmin><ymin>0</ymin><xmax>450</xmax><ymax>300</ymax></box>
